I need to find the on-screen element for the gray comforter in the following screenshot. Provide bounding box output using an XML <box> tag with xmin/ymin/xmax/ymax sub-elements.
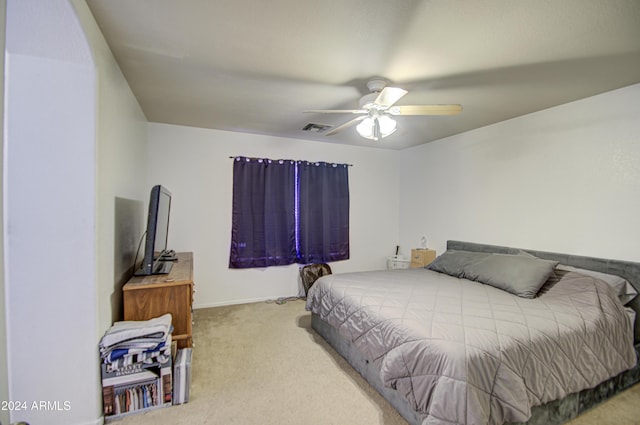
<box><xmin>305</xmin><ymin>268</ymin><xmax>636</xmax><ymax>425</ymax></box>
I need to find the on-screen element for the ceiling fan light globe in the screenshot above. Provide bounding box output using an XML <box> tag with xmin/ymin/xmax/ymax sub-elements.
<box><xmin>356</xmin><ymin>117</ymin><xmax>375</xmax><ymax>139</ymax></box>
<box><xmin>356</xmin><ymin>116</ymin><xmax>397</xmax><ymax>140</ymax></box>
<box><xmin>377</xmin><ymin>115</ymin><xmax>397</xmax><ymax>135</ymax></box>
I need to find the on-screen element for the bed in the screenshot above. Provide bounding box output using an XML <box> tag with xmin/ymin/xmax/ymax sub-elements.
<box><xmin>305</xmin><ymin>240</ymin><xmax>640</xmax><ymax>425</ymax></box>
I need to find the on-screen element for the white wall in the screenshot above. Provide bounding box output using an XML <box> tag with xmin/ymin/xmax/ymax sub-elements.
<box><xmin>72</xmin><ymin>1</ymin><xmax>149</xmax><ymax>334</ymax></box>
<box><xmin>4</xmin><ymin>1</ymin><xmax>99</xmax><ymax>424</ymax></box>
<box><xmin>0</xmin><ymin>2</ymin><xmax>9</xmax><ymax>425</ymax></box>
<box><xmin>75</xmin><ymin>2</ymin><xmax>149</xmax><ymax>422</ymax></box>
<box><xmin>147</xmin><ymin>123</ymin><xmax>401</xmax><ymax>308</ymax></box>
<box><xmin>399</xmin><ymin>83</ymin><xmax>640</xmax><ymax>262</ymax></box>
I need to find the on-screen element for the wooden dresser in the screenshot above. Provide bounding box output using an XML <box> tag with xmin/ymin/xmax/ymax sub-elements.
<box><xmin>410</xmin><ymin>249</ymin><xmax>436</xmax><ymax>268</ymax></box>
<box><xmin>123</xmin><ymin>252</ymin><xmax>194</xmax><ymax>348</ymax></box>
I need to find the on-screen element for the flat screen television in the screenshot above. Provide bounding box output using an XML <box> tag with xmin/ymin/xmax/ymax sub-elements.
<box><xmin>135</xmin><ymin>185</ymin><xmax>174</xmax><ymax>276</ymax></box>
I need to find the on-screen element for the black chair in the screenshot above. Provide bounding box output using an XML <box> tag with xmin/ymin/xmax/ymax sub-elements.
<box><xmin>299</xmin><ymin>263</ymin><xmax>332</xmax><ymax>297</ymax></box>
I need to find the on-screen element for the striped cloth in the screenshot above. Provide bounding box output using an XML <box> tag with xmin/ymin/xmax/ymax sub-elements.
<box><xmin>100</xmin><ymin>313</ymin><xmax>172</xmax><ymax>363</ymax></box>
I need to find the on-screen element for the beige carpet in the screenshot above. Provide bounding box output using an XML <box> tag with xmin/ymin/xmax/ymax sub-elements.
<box><xmin>112</xmin><ymin>300</ymin><xmax>640</xmax><ymax>425</ymax></box>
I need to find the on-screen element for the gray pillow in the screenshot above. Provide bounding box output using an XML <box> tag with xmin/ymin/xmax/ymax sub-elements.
<box><xmin>556</xmin><ymin>264</ymin><xmax>638</xmax><ymax>305</ymax></box>
<box><xmin>464</xmin><ymin>253</ymin><xmax>558</xmax><ymax>298</ymax></box>
<box><xmin>427</xmin><ymin>250</ymin><xmax>558</xmax><ymax>298</ymax></box>
<box><xmin>426</xmin><ymin>250</ymin><xmax>489</xmax><ymax>277</ymax></box>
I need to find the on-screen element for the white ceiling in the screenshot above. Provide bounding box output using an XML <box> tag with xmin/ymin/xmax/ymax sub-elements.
<box><xmin>86</xmin><ymin>0</ymin><xmax>640</xmax><ymax>150</ymax></box>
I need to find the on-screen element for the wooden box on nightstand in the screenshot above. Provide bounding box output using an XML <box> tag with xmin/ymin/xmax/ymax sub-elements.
<box><xmin>410</xmin><ymin>249</ymin><xmax>436</xmax><ymax>268</ymax></box>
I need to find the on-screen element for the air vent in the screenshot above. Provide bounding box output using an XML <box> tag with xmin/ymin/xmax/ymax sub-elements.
<box><xmin>302</xmin><ymin>123</ymin><xmax>332</xmax><ymax>133</ymax></box>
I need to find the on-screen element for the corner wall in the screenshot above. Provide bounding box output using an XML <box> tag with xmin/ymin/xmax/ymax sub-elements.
<box><xmin>399</xmin><ymin>83</ymin><xmax>640</xmax><ymax>262</ymax></box>
<box><xmin>72</xmin><ymin>0</ymin><xmax>149</xmax><ymax>333</ymax></box>
<box><xmin>4</xmin><ymin>1</ymin><xmax>99</xmax><ymax>424</ymax></box>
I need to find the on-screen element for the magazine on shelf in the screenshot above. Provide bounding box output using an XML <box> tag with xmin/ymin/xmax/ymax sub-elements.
<box><xmin>173</xmin><ymin>348</ymin><xmax>192</xmax><ymax>405</ymax></box>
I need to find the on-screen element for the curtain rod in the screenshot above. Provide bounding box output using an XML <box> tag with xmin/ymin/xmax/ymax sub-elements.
<box><xmin>229</xmin><ymin>156</ymin><xmax>352</xmax><ymax>166</ymax></box>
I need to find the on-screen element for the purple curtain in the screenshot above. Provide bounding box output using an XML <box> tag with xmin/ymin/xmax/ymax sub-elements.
<box><xmin>297</xmin><ymin>161</ymin><xmax>350</xmax><ymax>263</ymax></box>
<box><xmin>229</xmin><ymin>157</ymin><xmax>297</xmax><ymax>268</ymax></box>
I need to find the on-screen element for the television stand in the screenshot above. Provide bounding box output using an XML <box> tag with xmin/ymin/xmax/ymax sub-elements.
<box><xmin>123</xmin><ymin>252</ymin><xmax>194</xmax><ymax>348</ymax></box>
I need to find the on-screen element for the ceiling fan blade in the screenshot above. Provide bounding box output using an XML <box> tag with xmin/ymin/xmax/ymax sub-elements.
<box><xmin>374</xmin><ymin>87</ymin><xmax>408</xmax><ymax>108</ymax></box>
<box><xmin>388</xmin><ymin>104</ymin><xmax>463</xmax><ymax>116</ymax></box>
<box><xmin>304</xmin><ymin>109</ymin><xmax>367</xmax><ymax>114</ymax></box>
<box><xmin>325</xmin><ymin>116</ymin><xmax>366</xmax><ymax>136</ymax></box>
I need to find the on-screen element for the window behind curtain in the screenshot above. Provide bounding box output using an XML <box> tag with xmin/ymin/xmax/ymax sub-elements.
<box><xmin>228</xmin><ymin>157</ymin><xmax>350</xmax><ymax>268</ymax></box>
<box><xmin>297</xmin><ymin>161</ymin><xmax>349</xmax><ymax>263</ymax></box>
<box><xmin>229</xmin><ymin>158</ymin><xmax>297</xmax><ymax>268</ymax></box>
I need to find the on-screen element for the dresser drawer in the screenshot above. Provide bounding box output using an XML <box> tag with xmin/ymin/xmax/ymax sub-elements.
<box><xmin>410</xmin><ymin>249</ymin><xmax>436</xmax><ymax>268</ymax></box>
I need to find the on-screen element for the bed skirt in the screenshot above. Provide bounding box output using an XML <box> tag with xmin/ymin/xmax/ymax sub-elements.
<box><xmin>311</xmin><ymin>313</ymin><xmax>640</xmax><ymax>425</ymax></box>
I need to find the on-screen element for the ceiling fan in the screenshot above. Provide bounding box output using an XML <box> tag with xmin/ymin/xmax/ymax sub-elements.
<box><xmin>304</xmin><ymin>79</ymin><xmax>462</xmax><ymax>141</ymax></box>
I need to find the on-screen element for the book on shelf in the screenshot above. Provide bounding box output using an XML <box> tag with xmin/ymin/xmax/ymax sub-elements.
<box><xmin>101</xmin><ymin>353</ymin><xmax>172</xmax><ymax>420</ymax></box>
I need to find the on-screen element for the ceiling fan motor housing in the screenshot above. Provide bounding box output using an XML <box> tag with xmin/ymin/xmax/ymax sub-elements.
<box><xmin>366</xmin><ymin>78</ymin><xmax>388</xmax><ymax>93</ymax></box>
<box><xmin>360</xmin><ymin>78</ymin><xmax>398</xmax><ymax>110</ymax></box>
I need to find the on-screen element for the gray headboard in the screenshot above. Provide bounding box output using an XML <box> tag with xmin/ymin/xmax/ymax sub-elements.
<box><xmin>447</xmin><ymin>240</ymin><xmax>640</xmax><ymax>344</ymax></box>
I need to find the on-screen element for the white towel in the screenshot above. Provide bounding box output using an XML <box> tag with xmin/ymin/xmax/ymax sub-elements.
<box><xmin>100</xmin><ymin>313</ymin><xmax>172</xmax><ymax>350</ymax></box>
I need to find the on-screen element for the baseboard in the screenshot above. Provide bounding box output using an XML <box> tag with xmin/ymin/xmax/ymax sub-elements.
<box><xmin>86</xmin><ymin>417</ymin><xmax>104</xmax><ymax>425</ymax></box>
<box><xmin>74</xmin><ymin>416</ymin><xmax>103</xmax><ymax>425</ymax></box>
<box><xmin>62</xmin><ymin>417</ymin><xmax>104</xmax><ymax>425</ymax></box>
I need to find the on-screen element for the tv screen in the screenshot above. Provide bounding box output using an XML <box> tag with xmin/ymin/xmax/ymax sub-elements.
<box><xmin>135</xmin><ymin>185</ymin><xmax>174</xmax><ymax>276</ymax></box>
